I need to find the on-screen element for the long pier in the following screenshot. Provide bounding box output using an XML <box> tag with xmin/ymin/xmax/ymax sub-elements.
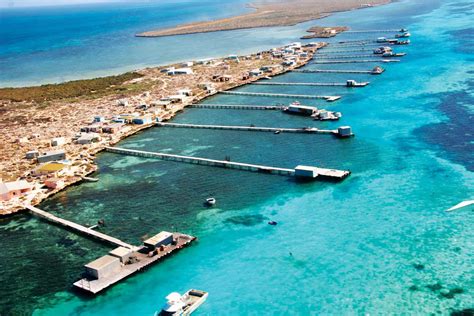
<box><xmin>219</xmin><ymin>91</ymin><xmax>341</xmax><ymax>101</ymax></box>
<box><xmin>344</xmin><ymin>29</ymin><xmax>403</xmax><ymax>33</ymax></box>
<box><xmin>312</xmin><ymin>59</ymin><xmax>399</xmax><ymax>64</ymax></box>
<box><xmin>253</xmin><ymin>81</ymin><xmax>348</xmax><ymax>87</ymax></box>
<box><xmin>190</xmin><ymin>104</ymin><xmax>284</xmax><ymax>110</ymax></box>
<box><xmin>105</xmin><ymin>147</ymin><xmax>350</xmax><ymax>180</ymax></box>
<box><xmin>292</xmin><ymin>69</ymin><xmax>374</xmax><ymax>74</ymax></box>
<box><xmin>156</xmin><ymin>122</ymin><xmax>337</xmax><ymax>135</ymax></box>
<box><xmin>25</xmin><ymin>205</ymin><xmax>135</xmax><ymax>249</ymax></box>
<box><xmin>314</xmin><ymin>54</ymin><xmax>377</xmax><ymax>59</ymax></box>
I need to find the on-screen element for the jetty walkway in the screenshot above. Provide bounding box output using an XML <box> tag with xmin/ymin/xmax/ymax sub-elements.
<box><xmin>344</xmin><ymin>29</ymin><xmax>403</xmax><ymax>33</ymax></box>
<box><xmin>25</xmin><ymin>205</ymin><xmax>135</xmax><ymax>249</ymax></box>
<box><xmin>219</xmin><ymin>91</ymin><xmax>341</xmax><ymax>101</ymax></box>
<box><xmin>292</xmin><ymin>69</ymin><xmax>374</xmax><ymax>74</ymax></box>
<box><xmin>314</xmin><ymin>54</ymin><xmax>377</xmax><ymax>59</ymax></box>
<box><xmin>190</xmin><ymin>104</ymin><xmax>284</xmax><ymax>110</ymax></box>
<box><xmin>105</xmin><ymin>147</ymin><xmax>350</xmax><ymax>180</ymax></box>
<box><xmin>253</xmin><ymin>81</ymin><xmax>356</xmax><ymax>87</ymax></box>
<box><xmin>312</xmin><ymin>59</ymin><xmax>399</xmax><ymax>64</ymax></box>
<box><xmin>156</xmin><ymin>122</ymin><xmax>337</xmax><ymax>135</ymax></box>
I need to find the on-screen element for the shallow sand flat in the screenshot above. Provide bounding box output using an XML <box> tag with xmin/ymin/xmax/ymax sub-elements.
<box><xmin>137</xmin><ymin>0</ymin><xmax>390</xmax><ymax>37</ymax></box>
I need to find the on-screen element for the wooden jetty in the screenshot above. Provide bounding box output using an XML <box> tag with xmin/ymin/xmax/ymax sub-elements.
<box><xmin>317</xmin><ymin>49</ymin><xmax>375</xmax><ymax>53</ymax></box>
<box><xmin>219</xmin><ymin>91</ymin><xmax>341</xmax><ymax>102</ymax></box>
<box><xmin>344</xmin><ymin>29</ymin><xmax>403</xmax><ymax>33</ymax></box>
<box><xmin>74</xmin><ymin>232</ymin><xmax>196</xmax><ymax>294</ymax></box>
<box><xmin>292</xmin><ymin>69</ymin><xmax>374</xmax><ymax>74</ymax></box>
<box><xmin>314</xmin><ymin>54</ymin><xmax>379</xmax><ymax>59</ymax></box>
<box><xmin>25</xmin><ymin>205</ymin><xmax>135</xmax><ymax>249</ymax></box>
<box><xmin>253</xmin><ymin>82</ymin><xmax>355</xmax><ymax>87</ymax></box>
<box><xmin>190</xmin><ymin>104</ymin><xmax>284</xmax><ymax>110</ymax></box>
<box><xmin>312</xmin><ymin>59</ymin><xmax>399</xmax><ymax>64</ymax></box>
<box><xmin>156</xmin><ymin>122</ymin><xmax>337</xmax><ymax>135</ymax></box>
<box><xmin>105</xmin><ymin>147</ymin><xmax>351</xmax><ymax>180</ymax></box>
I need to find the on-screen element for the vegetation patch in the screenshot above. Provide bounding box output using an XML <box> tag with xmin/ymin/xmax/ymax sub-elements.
<box><xmin>0</xmin><ymin>72</ymin><xmax>143</xmax><ymax>103</ymax></box>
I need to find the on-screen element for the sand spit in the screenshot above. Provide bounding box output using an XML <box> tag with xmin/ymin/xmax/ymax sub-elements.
<box><xmin>136</xmin><ymin>0</ymin><xmax>390</xmax><ymax>38</ymax></box>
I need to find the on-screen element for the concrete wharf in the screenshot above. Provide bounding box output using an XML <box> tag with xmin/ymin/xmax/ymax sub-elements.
<box><xmin>312</xmin><ymin>59</ymin><xmax>399</xmax><ymax>64</ymax></box>
<box><xmin>190</xmin><ymin>104</ymin><xmax>284</xmax><ymax>110</ymax></box>
<box><xmin>253</xmin><ymin>81</ymin><xmax>350</xmax><ymax>87</ymax></box>
<box><xmin>219</xmin><ymin>91</ymin><xmax>341</xmax><ymax>101</ymax></box>
<box><xmin>25</xmin><ymin>205</ymin><xmax>135</xmax><ymax>249</ymax></box>
<box><xmin>156</xmin><ymin>122</ymin><xmax>337</xmax><ymax>135</ymax></box>
<box><xmin>105</xmin><ymin>147</ymin><xmax>351</xmax><ymax>180</ymax></box>
<box><xmin>292</xmin><ymin>69</ymin><xmax>374</xmax><ymax>74</ymax></box>
<box><xmin>74</xmin><ymin>232</ymin><xmax>196</xmax><ymax>294</ymax></box>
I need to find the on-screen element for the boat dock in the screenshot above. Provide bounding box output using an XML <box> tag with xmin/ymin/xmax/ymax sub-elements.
<box><xmin>190</xmin><ymin>104</ymin><xmax>284</xmax><ymax>110</ymax></box>
<box><xmin>105</xmin><ymin>147</ymin><xmax>351</xmax><ymax>181</ymax></box>
<box><xmin>25</xmin><ymin>204</ymin><xmax>135</xmax><ymax>249</ymax></box>
<box><xmin>156</xmin><ymin>122</ymin><xmax>338</xmax><ymax>135</ymax></box>
<box><xmin>252</xmin><ymin>81</ymin><xmax>368</xmax><ymax>87</ymax></box>
<box><xmin>74</xmin><ymin>232</ymin><xmax>196</xmax><ymax>294</ymax></box>
<box><xmin>312</xmin><ymin>59</ymin><xmax>399</xmax><ymax>64</ymax></box>
<box><xmin>219</xmin><ymin>91</ymin><xmax>341</xmax><ymax>101</ymax></box>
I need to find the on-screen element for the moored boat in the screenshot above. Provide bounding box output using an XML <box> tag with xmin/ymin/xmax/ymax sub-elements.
<box><xmin>395</xmin><ymin>32</ymin><xmax>411</xmax><ymax>38</ymax></box>
<box><xmin>157</xmin><ymin>289</ymin><xmax>209</xmax><ymax>316</ymax></box>
<box><xmin>205</xmin><ymin>197</ymin><xmax>216</xmax><ymax>206</ymax></box>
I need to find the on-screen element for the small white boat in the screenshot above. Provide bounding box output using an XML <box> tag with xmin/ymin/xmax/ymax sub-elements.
<box><xmin>157</xmin><ymin>289</ymin><xmax>208</xmax><ymax>316</ymax></box>
<box><xmin>205</xmin><ymin>197</ymin><xmax>216</xmax><ymax>206</ymax></box>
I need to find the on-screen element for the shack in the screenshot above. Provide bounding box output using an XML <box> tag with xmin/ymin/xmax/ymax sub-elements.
<box><xmin>144</xmin><ymin>231</ymin><xmax>174</xmax><ymax>249</ymax></box>
<box><xmin>0</xmin><ymin>180</ymin><xmax>32</xmax><ymax>201</ymax></box>
<box><xmin>294</xmin><ymin>166</ymin><xmax>319</xmax><ymax>178</ymax></box>
<box><xmin>37</xmin><ymin>150</ymin><xmax>66</xmax><ymax>163</ymax></box>
<box><xmin>84</xmin><ymin>255</ymin><xmax>121</xmax><ymax>280</ymax></box>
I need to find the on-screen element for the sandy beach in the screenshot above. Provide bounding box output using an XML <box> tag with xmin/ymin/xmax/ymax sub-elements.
<box><xmin>137</xmin><ymin>0</ymin><xmax>390</xmax><ymax>38</ymax></box>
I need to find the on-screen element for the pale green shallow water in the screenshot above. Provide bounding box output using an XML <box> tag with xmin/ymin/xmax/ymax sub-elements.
<box><xmin>0</xmin><ymin>0</ymin><xmax>473</xmax><ymax>315</ymax></box>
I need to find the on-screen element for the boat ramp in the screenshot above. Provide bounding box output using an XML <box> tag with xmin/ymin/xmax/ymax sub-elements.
<box><xmin>105</xmin><ymin>147</ymin><xmax>351</xmax><ymax>181</ymax></box>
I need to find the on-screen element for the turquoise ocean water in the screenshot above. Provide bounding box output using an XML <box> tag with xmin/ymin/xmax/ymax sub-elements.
<box><xmin>0</xmin><ymin>0</ymin><xmax>473</xmax><ymax>315</ymax></box>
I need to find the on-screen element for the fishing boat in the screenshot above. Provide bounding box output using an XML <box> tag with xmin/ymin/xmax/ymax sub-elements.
<box><xmin>156</xmin><ymin>289</ymin><xmax>208</xmax><ymax>316</ymax></box>
<box><xmin>382</xmin><ymin>52</ymin><xmax>406</xmax><ymax>57</ymax></box>
<box><xmin>205</xmin><ymin>197</ymin><xmax>216</xmax><ymax>206</ymax></box>
<box><xmin>395</xmin><ymin>39</ymin><xmax>410</xmax><ymax>45</ymax></box>
<box><xmin>395</xmin><ymin>32</ymin><xmax>411</xmax><ymax>38</ymax></box>
<box><xmin>268</xmin><ymin>221</ymin><xmax>278</xmax><ymax>226</ymax></box>
<box><xmin>312</xmin><ymin>110</ymin><xmax>342</xmax><ymax>121</ymax></box>
<box><xmin>373</xmin><ymin>46</ymin><xmax>392</xmax><ymax>54</ymax></box>
<box><xmin>371</xmin><ymin>66</ymin><xmax>385</xmax><ymax>75</ymax></box>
